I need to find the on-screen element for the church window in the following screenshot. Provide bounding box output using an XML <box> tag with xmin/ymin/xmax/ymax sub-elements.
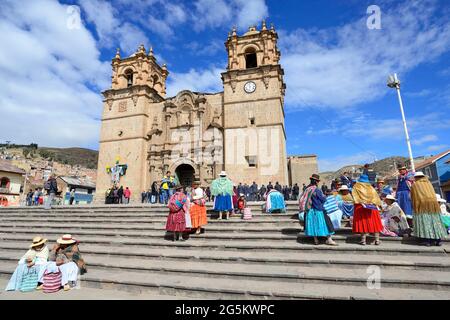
<box><xmin>246</xmin><ymin>156</ymin><xmax>257</xmax><ymax>168</ymax></box>
<box><xmin>125</xmin><ymin>69</ymin><xmax>133</xmax><ymax>87</ymax></box>
<box><xmin>245</xmin><ymin>48</ymin><xmax>257</xmax><ymax>69</ymax></box>
<box><xmin>250</xmin><ymin>117</ymin><xmax>255</xmax><ymax>125</ymax></box>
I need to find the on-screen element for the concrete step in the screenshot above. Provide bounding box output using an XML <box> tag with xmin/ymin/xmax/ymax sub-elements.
<box><xmin>0</xmin><ymin>278</ymin><xmax>195</xmax><ymax>300</ymax></box>
<box><xmin>0</xmin><ymin>233</ymin><xmax>448</xmax><ymax>256</ymax></box>
<box><xmin>1</xmin><ymin>252</ymin><xmax>449</xmax><ymax>291</ymax></box>
<box><xmin>0</xmin><ymin>261</ymin><xmax>448</xmax><ymax>299</ymax></box>
<box><xmin>1</xmin><ymin>242</ymin><xmax>449</xmax><ymax>271</ymax></box>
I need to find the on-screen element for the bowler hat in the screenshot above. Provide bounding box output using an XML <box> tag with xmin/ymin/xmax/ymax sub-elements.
<box><xmin>310</xmin><ymin>174</ymin><xmax>320</xmax><ymax>181</ymax></box>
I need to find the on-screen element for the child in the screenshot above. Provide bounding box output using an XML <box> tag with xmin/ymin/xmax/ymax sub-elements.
<box><xmin>237</xmin><ymin>194</ymin><xmax>246</xmax><ymax>215</ymax></box>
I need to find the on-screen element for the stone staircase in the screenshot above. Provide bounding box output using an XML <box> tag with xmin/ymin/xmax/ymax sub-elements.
<box><xmin>0</xmin><ymin>202</ymin><xmax>449</xmax><ymax>300</ymax></box>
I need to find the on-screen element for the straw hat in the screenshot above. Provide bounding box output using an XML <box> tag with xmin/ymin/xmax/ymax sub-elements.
<box><xmin>385</xmin><ymin>195</ymin><xmax>396</xmax><ymax>202</ymax></box>
<box><xmin>30</xmin><ymin>236</ymin><xmax>47</xmax><ymax>248</ymax></box>
<box><xmin>338</xmin><ymin>185</ymin><xmax>349</xmax><ymax>191</ymax></box>
<box><xmin>219</xmin><ymin>171</ymin><xmax>227</xmax><ymax>177</ymax></box>
<box><xmin>56</xmin><ymin>234</ymin><xmax>77</xmax><ymax>245</ymax></box>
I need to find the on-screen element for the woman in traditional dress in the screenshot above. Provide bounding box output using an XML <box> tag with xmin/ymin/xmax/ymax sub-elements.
<box><xmin>299</xmin><ymin>174</ymin><xmax>337</xmax><ymax>246</ymax></box>
<box><xmin>190</xmin><ymin>181</ymin><xmax>208</xmax><ymax>235</ymax></box>
<box><xmin>38</xmin><ymin>234</ymin><xmax>87</xmax><ymax>291</ymax></box>
<box><xmin>264</xmin><ymin>185</ymin><xmax>286</xmax><ymax>213</ymax></box>
<box><xmin>5</xmin><ymin>237</ymin><xmax>49</xmax><ymax>291</ymax></box>
<box><xmin>437</xmin><ymin>194</ymin><xmax>450</xmax><ymax>231</ymax></box>
<box><xmin>352</xmin><ymin>174</ymin><xmax>383</xmax><ymax>245</ymax></box>
<box><xmin>380</xmin><ymin>195</ymin><xmax>411</xmax><ymax>237</ymax></box>
<box><xmin>166</xmin><ymin>185</ymin><xmax>190</xmax><ymax>241</ymax></box>
<box><xmin>396</xmin><ymin>165</ymin><xmax>414</xmax><ymax>219</ymax></box>
<box><xmin>211</xmin><ymin>171</ymin><xmax>234</xmax><ymax>220</ymax></box>
<box><xmin>411</xmin><ymin>172</ymin><xmax>447</xmax><ymax>246</ymax></box>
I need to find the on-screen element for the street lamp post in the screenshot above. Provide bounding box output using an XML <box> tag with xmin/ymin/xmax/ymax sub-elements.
<box><xmin>387</xmin><ymin>73</ymin><xmax>415</xmax><ymax>172</ymax></box>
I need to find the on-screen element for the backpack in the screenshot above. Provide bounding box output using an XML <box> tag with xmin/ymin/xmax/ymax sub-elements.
<box><xmin>44</xmin><ymin>180</ymin><xmax>51</xmax><ymax>191</ymax></box>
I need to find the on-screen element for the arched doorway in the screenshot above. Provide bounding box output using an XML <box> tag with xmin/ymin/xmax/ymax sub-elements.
<box><xmin>175</xmin><ymin>164</ymin><xmax>195</xmax><ymax>187</ymax></box>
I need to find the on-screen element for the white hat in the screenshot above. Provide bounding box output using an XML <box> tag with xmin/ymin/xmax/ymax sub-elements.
<box><xmin>338</xmin><ymin>185</ymin><xmax>349</xmax><ymax>191</ymax></box>
<box><xmin>414</xmin><ymin>171</ymin><xmax>425</xmax><ymax>177</ymax></box>
<box><xmin>436</xmin><ymin>194</ymin><xmax>446</xmax><ymax>203</ymax></box>
<box><xmin>385</xmin><ymin>195</ymin><xmax>396</xmax><ymax>201</ymax></box>
<box><xmin>193</xmin><ymin>188</ymin><xmax>204</xmax><ymax>200</ymax></box>
<box><xmin>219</xmin><ymin>171</ymin><xmax>227</xmax><ymax>177</ymax></box>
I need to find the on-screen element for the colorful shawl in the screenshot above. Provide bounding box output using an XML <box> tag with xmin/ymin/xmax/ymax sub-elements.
<box><xmin>211</xmin><ymin>177</ymin><xmax>233</xmax><ymax>196</ymax></box>
<box><xmin>299</xmin><ymin>185</ymin><xmax>317</xmax><ymax>212</ymax></box>
<box><xmin>50</xmin><ymin>244</ymin><xmax>87</xmax><ymax>274</ymax></box>
<box><xmin>352</xmin><ymin>182</ymin><xmax>381</xmax><ymax>207</ymax></box>
<box><xmin>168</xmin><ymin>191</ymin><xmax>190</xmax><ymax>213</ymax></box>
<box><xmin>410</xmin><ymin>177</ymin><xmax>441</xmax><ymax>214</ymax></box>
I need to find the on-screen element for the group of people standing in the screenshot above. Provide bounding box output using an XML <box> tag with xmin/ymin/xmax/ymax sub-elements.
<box><xmin>299</xmin><ymin>165</ymin><xmax>449</xmax><ymax>246</ymax></box>
<box><xmin>105</xmin><ymin>185</ymin><xmax>132</xmax><ymax>204</ymax></box>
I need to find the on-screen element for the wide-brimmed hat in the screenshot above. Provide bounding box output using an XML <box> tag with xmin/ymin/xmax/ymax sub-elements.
<box><xmin>192</xmin><ymin>188</ymin><xmax>204</xmax><ymax>200</ymax></box>
<box><xmin>57</xmin><ymin>234</ymin><xmax>77</xmax><ymax>245</ymax></box>
<box><xmin>338</xmin><ymin>185</ymin><xmax>349</xmax><ymax>191</ymax></box>
<box><xmin>398</xmin><ymin>165</ymin><xmax>407</xmax><ymax>170</ymax></box>
<box><xmin>436</xmin><ymin>194</ymin><xmax>446</xmax><ymax>203</ymax></box>
<box><xmin>358</xmin><ymin>174</ymin><xmax>370</xmax><ymax>183</ymax></box>
<box><xmin>239</xmin><ymin>193</ymin><xmax>244</xmax><ymax>197</ymax></box>
<box><xmin>310</xmin><ymin>174</ymin><xmax>320</xmax><ymax>181</ymax></box>
<box><xmin>414</xmin><ymin>171</ymin><xmax>425</xmax><ymax>177</ymax></box>
<box><xmin>30</xmin><ymin>236</ymin><xmax>47</xmax><ymax>248</ymax></box>
<box><xmin>385</xmin><ymin>195</ymin><xmax>396</xmax><ymax>201</ymax></box>
<box><xmin>376</xmin><ymin>178</ymin><xmax>385</xmax><ymax>183</ymax></box>
<box><xmin>219</xmin><ymin>171</ymin><xmax>227</xmax><ymax>177</ymax></box>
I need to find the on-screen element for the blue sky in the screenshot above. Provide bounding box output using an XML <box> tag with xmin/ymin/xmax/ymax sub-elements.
<box><xmin>1</xmin><ymin>0</ymin><xmax>449</xmax><ymax>171</ymax></box>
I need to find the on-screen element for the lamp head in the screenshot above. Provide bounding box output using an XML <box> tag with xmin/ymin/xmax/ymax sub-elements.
<box><xmin>387</xmin><ymin>73</ymin><xmax>400</xmax><ymax>88</ymax></box>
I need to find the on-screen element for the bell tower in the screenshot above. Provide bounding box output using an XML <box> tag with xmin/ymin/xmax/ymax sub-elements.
<box><xmin>221</xmin><ymin>22</ymin><xmax>288</xmax><ymax>185</ymax></box>
<box><xmin>95</xmin><ymin>45</ymin><xmax>168</xmax><ymax>203</ymax></box>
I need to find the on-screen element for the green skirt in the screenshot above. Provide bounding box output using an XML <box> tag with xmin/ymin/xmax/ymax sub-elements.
<box><xmin>413</xmin><ymin>213</ymin><xmax>448</xmax><ymax>240</ymax></box>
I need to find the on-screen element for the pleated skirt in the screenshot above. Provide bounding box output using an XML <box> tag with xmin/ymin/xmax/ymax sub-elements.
<box><xmin>166</xmin><ymin>211</ymin><xmax>187</xmax><ymax>232</ymax></box>
<box><xmin>397</xmin><ymin>190</ymin><xmax>413</xmax><ymax>217</ymax></box>
<box><xmin>352</xmin><ymin>204</ymin><xmax>383</xmax><ymax>233</ymax></box>
<box><xmin>413</xmin><ymin>213</ymin><xmax>448</xmax><ymax>240</ymax></box>
<box><xmin>304</xmin><ymin>208</ymin><xmax>335</xmax><ymax>237</ymax></box>
<box><xmin>213</xmin><ymin>195</ymin><xmax>233</xmax><ymax>211</ymax></box>
<box><xmin>190</xmin><ymin>204</ymin><xmax>208</xmax><ymax>228</ymax></box>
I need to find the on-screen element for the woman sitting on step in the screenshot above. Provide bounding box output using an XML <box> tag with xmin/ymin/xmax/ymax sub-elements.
<box><xmin>38</xmin><ymin>234</ymin><xmax>87</xmax><ymax>291</ymax></box>
<box><xmin>380</xmin><ymin>195</ymin><xmax>411</xmax><ymax>237</ymax></box>
<box><xmin>264</xmin><ymin>186</ymin><xmax>286</xmax><ymax>213</ymax></box>
<box><xmin>166</xmin><ymin>185</ymin><xmax>191</xmax><ymax>241</ymax></box>
<box><xmin>5</xmin><ymin>237</ymin><xmax>49</xmax><ymax>291</ymax></box>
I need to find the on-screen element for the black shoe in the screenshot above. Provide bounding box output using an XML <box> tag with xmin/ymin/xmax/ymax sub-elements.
<box><xmin>435</xmin><ymin>240</ymin><xmax>442</xmax><ymax>246</ymax></box>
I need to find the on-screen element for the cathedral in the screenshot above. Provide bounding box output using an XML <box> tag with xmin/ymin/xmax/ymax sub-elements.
<box><xmin>96</xmin><ymin>22</ymin><xmax>309</xmax><ymax>202</ymax></box>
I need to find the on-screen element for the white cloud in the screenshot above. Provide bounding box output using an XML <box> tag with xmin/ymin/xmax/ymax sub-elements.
<box><xmin>412</xmin><ymin>134</ymin><xmax>438</xmax><ymax>146</ymax></box>
<box><xmin>318</xmin><ymin>152</ymin><xmax>376</xmax><ymax>172</ymax></box>
<box><xmin>191</xmin><ymin>0</ymin><xmax>268</xmax><ymax>31</ymax></box>
<box><xmin>427</xmin><ymin>145</ymin><xmax>448</xmax><ymax>152</ymax></box>
<box><xmin>0</xmin><ymin>0</ymin><xmax>109</xmax><ymax>148</ymax></box>
<box><xmin>279</xmin><ymin>0</ymin><xmax>450</xmax><ymax>109</ymax></box>
<box><xmin>166</xmin><ymin>67</ymin><xmax>224</xmax><ymax>96</ymax></box>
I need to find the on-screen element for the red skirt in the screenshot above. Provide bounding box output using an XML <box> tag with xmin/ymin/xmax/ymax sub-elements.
<box><xmin>352</xmin><ymin>204</ymin><xmax>383</xmax><ymax>233</ymax></box>
<box><xmin>166</xmin><ymin>211</ymin><xmax>187</xmax><ymax>232</ymax></box>
<box><xmin>190</xmin><ymin>204</ymin><xmax>208</xmax><ymax>228</ymax></box>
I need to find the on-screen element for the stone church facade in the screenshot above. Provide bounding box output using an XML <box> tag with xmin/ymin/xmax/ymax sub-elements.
<box><xmin>96</xmin><ymin>22</ymin><xmax>309</xmax><ymax>202</ymax></box>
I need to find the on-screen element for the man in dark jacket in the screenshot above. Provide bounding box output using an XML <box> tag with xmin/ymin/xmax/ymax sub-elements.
<box><xmin>44</xmin><ymin>174</ymin><xmax>58</xmax><ymax>209</ymax></box>
<box><xmin>258</xmin><ymin>185</ymin><xmax>267</xmax><ymax>201</ymax></box>
<box><xmin>250</xmin><ymin>182</ymin><xmax>258</xmax><ymax>201</ymax></box>
<box><xmin>275</xmin><ymin>182</ymin><xmax>282</xmax><ymax>192</ymax></box>
<box><xmin>292</xmin><ymin>183</ymin><xmax>300</xmax><ymax>200</ymax></box>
